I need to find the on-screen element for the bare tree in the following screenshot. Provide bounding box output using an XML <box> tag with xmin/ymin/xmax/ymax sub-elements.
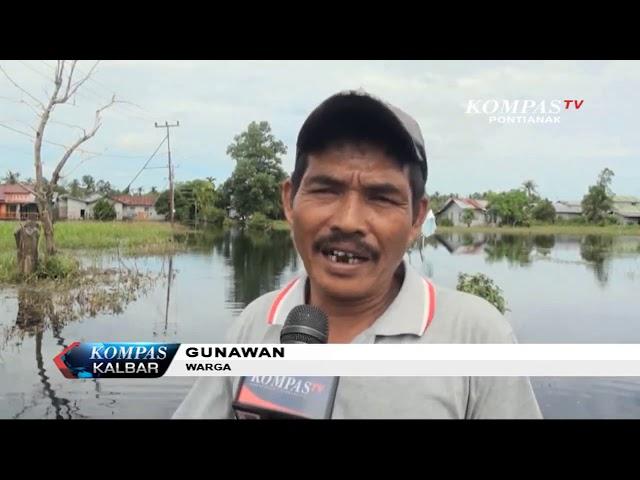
<box><xmin>1</xmin><ymin>60</ymin><xmax>117</xmax><ymax>257</ymax></box>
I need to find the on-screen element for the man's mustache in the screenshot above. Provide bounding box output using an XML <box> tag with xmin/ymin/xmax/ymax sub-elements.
<box><xmin>312</xmin><ymin>230</ymin><xmax>379</xmax><ymax>261</ymax></box>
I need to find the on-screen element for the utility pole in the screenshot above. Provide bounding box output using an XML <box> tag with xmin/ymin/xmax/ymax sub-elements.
<box><xmin>154</xmin><ymin>121</ymin><xmax>180</xmax><ymax>227</ymax></box>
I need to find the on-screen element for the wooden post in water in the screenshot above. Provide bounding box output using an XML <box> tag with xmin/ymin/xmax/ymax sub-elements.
<box><xmin>14</xmin><ymin>221</ymin><xmax>40</xmax><ymax>277</ymax></box>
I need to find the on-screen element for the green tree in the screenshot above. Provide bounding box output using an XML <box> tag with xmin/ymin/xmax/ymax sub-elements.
<box><xmin>52</xmin><ymin>182</ymin><xmax>67</xmax><ymax>195</ymax></box>
<box><xmin>82</xmin><ymin>175</ymin><xmax>95</xmax><ymax>194</ymax></box>
<box><xmin>69</xmin><ymin>179</ymin><xmax>83</xmax><ymax>197</ymax></box>
<box><xmin>93</xmin><ymin>198</ymin><xmax>116</xmax><ymax>221</ymax></box>
<box><xmin>487</xmin><ymin>189</ymin><xmax>531</xmax><ymax>226</ymax></box>
<box><xmin>582</xmin><ymin>168</ymin><xmax>615</xmax><ymax>224</ymax></box>
<box><xmin>598</xmin><ymin>168</ymin><xmax>615</xmax><ymax>193</ymax></box>
<box><xmin>531</xmin><ymin>198</ymin><xmax>556</xmax><ymax>223</ymax></box>
<box><xmin>2</xmin><ymin>170</ymin><xmax>20</xmax><ymax>184</ymax></box>
<box><xmin>191</xmin><ymin>179</ymin><xmax>218</xmax><ymax>227</ymax></box>
<box><xmin>226</xmin><ymin>121</ymin><xmax>287</xmax><ymax>222</ymax></box>
<box><xmin>462</xmin><ymin>209</ymin><xmax>475</xmax><ymax>227</ymax></box>
<box><xmin>522</xmin><ymin>179</ymin><xmax>538</xmax><ymax>199</ymax></box>
<box><xmin>96</xmin><ymin>180</ymin><xmax>113</xmax><ymax>195</ymax></box>
<box><xmin>156</xmin><ymin>179</ymin><xmax>222</xmax><ymax>226</ymax></box>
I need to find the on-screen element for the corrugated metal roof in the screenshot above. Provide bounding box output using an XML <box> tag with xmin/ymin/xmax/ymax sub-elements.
<box><xmin>612</xmin><ymin>195</ymin><xmax>640</xmax><ymax>203</ymax></box>
<box><xmin>0</xmin><ymin>183</ymin><xmax>33</xmax><ymax>195</ymax></box>
<box><xmin>554</xmin><ymin>201</ymin><xmax>582</xmax><ymax>214</ymax></box>
<box><xmin>112</xmin><ymin>194</ymin><xmax>158</xmax><ymax>207</ymax></box>
<box><xmin>435</xmin><ymin>197</ymin><xmax>488</xmax><ymax>216</ymax></box>
<box><xmin>613</xmin><ymin>204</ymin><xmax>640</xmax><ymax>218</ymax></box>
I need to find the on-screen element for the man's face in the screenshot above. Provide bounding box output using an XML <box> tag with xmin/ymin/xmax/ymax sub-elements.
<box><xmin>282</xmin><ymin>143</ymin><xmax>428</xmax><ymax>301</ymax></box>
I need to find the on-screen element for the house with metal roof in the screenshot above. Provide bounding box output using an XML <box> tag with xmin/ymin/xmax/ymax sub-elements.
<box><xmin>553</xmin><ymin>201</ymin><xmax>583</xmax><ymax>220</ymax></box>
<box><xmin>0</xmin><ymin>183</ymin><xmax>39</xmax><ymax>220</ymax></box>
<box><xmin>55</xmin><ymin>192</ymin><xmax>104</xmax><ymax>220</ymax></box>
<box><xmin>435</xmin><ymin>197</ymin><xmax>490</xmax><ymax>226</ymax></box>
<box><xmin>612</xmin><ymin>195</ymin><xmax>640</xmax><ymax>225</ymax></box>
<box><xmin>111</xmin><ymin>194</ymin><xmax>163</xmax><ymax>221</ymax></box>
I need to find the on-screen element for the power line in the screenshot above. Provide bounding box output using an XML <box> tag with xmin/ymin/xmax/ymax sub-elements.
<box><xmin>36</xmin><ymin>60</ymin><xmax>157</xmax><ymax>123</ymax></box>
<box><xmin>124</xmin><ymin>135</ymin><xmax>168</xmax><ymax>193</ymax></box>
<box><xmin>0</xmin><ymin>122</ymin><xmax>33</xmax><ymax>139</ymax></box>
<box><xmin>0</xmin><ymin>119</ymin><xmax>150</xmax><ymax>159</ymax></box>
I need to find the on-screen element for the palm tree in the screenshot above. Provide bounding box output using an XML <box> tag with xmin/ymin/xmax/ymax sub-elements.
<box><xmin>3</xmin><ymin>170</ymin><xmax>20</xmax><ymax>184</ymax></box>
<box><xmin>522</xmin><ymin>180</ymin><xmax>538</xmax><ymax>199</ymax></box>
<box><xmin>82</xmin><ymin>175</ymin><xmax>95</xmax><ymax>193</ymax></box>
<box><xmin>69</xmin><ymin>179</ymin><xmax>82</xmax><ymax>197</ymax></box>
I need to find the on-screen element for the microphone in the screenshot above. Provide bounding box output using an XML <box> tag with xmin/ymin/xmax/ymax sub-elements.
<box><xmin>232</xmin><ymin>305</ymin><xmax>340</xmax><ymax>419</ymax></box>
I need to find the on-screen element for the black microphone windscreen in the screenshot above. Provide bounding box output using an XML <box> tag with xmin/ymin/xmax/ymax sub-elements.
<box><xmin>280</xmin><ymin>304</ymin><xmax>329</xmax><ymax>344</ymax></box>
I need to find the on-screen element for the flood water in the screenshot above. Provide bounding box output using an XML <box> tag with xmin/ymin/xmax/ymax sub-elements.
<box><xmin>1</xmin><ymin>229</ymin><xmax>640</xmax><ymax>419</ymax></box>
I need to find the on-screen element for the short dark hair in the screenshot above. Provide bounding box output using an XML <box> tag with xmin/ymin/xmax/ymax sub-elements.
<box><xmin>291</xmin><ymin>116</ymin><xmax>426</xmax><ymax>222</ymax></box>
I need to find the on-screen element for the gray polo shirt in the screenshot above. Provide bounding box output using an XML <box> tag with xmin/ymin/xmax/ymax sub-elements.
<box><xmin>173</xmin><ymin>260</ymin><xmax>542</xmax><ymax>419</ymax></box>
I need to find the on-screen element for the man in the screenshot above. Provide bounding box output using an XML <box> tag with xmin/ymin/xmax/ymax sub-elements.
<box><xmin>173</xmin><ymin>90</ymin><xmax>542</xmax><ymax>419</ymax></box>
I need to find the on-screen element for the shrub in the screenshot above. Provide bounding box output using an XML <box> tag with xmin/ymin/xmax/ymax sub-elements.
<box><xmin>456</xmin><ymin>272</ymin><xmax>507</xmax><ymax>314</ymax></box>
<box><xmin>93</xmin><ymin>198</ymin><xmax>116</xmax><ymax>221</ymax></box>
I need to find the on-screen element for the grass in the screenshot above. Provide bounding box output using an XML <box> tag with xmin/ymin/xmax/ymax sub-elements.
<box><xmin>0</xmin><ymin>252</ymin><xmax>18</xmax><ymax>283</ymax></box>
<box><xmin>436</xmin><ymin>224</ymin><xmax>640</xmax><ymax>236</ymax></box>
<box><xmin>0</xmin><ymin>221</ymin><xmax>192</xmax><ymax>283</ymax></box>
<box><xmin>0</xmin><ymin>220</ymin><xmax>190</xmax><ymax>253</ymax></box>
<box><xmin>0</xmin><ymin>250</ymin><xmax>80</xmax><ymax>284</ymax></box>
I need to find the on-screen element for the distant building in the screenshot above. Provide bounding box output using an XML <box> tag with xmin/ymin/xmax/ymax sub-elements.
<box><xmin>553</xmin><ymin>201</ymin><xmax>582</xmax><ymax>220</ymax></box>
<box><xmin>553</xmin><ymin>196</ymin><xmax>640</xmax><ymax>224</ymax></box>
<box><xmin>0</xmin><ymin>183</ymin><xmax>39</xmax><ymax>220</ymax></box>
<box><xmin>111</xmin><ymin>194</ymin><xmax>163</xmax><ymax>221</ymax></box>
<box><xmin>612</xmin><ymin>195</ymin><xmax>640</xmax><ymax>225</ymax></box>
<box><xmin>55</xmin><ymin>193</ymin><xmax>104</xmax><ymax>220</ymax></box>
<box><xmin>435</xmin><ymin>198</ymin><xmax>490</xmax><ymax>226</ymax></box>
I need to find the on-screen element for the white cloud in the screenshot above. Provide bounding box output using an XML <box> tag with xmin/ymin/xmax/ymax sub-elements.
<box><xmin>1</xmin><ymin>60</ymin><xmax>639</xmax><ymax>199</ymax></box>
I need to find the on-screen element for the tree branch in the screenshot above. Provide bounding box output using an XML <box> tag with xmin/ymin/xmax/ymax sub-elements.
<box><xmin>55</xmin><ymin>60</ymin><xmax>99</xmax><ymax>104</ymax></box>
<box><xmin>64</xmin><ymin>60</ymin><xmax>77</xmax><ymax>98</ymax></box>
<box><xmin>50</xmin><ymin>95</ymin><xmax>116</xmax><ymax>186</ymax></box>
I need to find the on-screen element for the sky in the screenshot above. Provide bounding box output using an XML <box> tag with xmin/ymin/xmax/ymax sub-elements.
<box><xmin>0</xmin><ymin>60</ymin><xmax>638</xmax><ymax>201</ymax></box>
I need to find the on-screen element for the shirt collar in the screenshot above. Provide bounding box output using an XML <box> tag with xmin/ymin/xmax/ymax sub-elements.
<box><xmin>266</xmin><ymin>259</ymin><xmax>436</xmax><ymax>337</ymax></box>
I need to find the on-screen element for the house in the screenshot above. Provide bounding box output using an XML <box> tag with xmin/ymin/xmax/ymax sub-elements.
<box><xmin>435</xmin><ymin>198</ymin><xmax>490</xmax><ymax>227</ymax></box>
<box><xmin>111</xmin><ymin>194</ymin><xmax>163</xmax><ymax>221</ymax></box>
<box><xmin>553</xmin><ymin>196</ymin><xmax>640</xmax><ymax>224</ymax></box>
<box><xmin>612</xmin><ymin>195</ymin><xmax>640</xmax><ymax>225</ymax></box>
<box><xmin>0</xmin><ymin>183</ymin><xmax>39</xmax><ymax>221</ymax></box>
<box><xmin>553</xmin><ymin>201</ymin><xmax>582</xmax><ymax>220</ymax></box>
<box><xmin>55</xmin><ymin>193</ymin><xmax>104</xmax><ymax>220</ymax></box>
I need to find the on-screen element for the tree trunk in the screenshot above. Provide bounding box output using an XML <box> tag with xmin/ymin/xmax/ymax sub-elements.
<box><xmin>15</xmin><ymin>221</ymin><xmax>40</xmax><ymax>277</ymax></box>
<box><xmin>39</xmin><ymin>204</ymin><xmax>56</xmax><ymax>257</ymax></box>
<box><xmin>35</xmin><ymin>192</ymin><xmax>56</xmax><ymax>257</ymax></box>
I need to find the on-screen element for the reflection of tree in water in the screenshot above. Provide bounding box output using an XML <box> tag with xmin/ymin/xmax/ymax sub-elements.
<box><xmin>11</xmin><ymin>290</ymin><xmax>83</xmax><ymax>419</ymax></box>
<box><xmin>533</xmin><ymin>235</ymin><xmax>555</xmax><ymax>254</ymax></box>
<box><xmin>5</xmin><ymin>267</ymin><xmax>159</xmax><ymax>419</ymax></box>
<box><xmin>484</xmin><ymin>235</ymin><xmax>535</xmax><ymax>266</ymax></box>
<box><xmin>179</xmin><ymin>229</ymin><xmax>226</xmax><ymax>252</ymax></box>
<box><xmin>212</xmin><ymin>229</ymin><xmax>297</xmax><ymax>306</ymax></box>
<box><xmin>580</xmin><ymin>235</ymin><xmax>613</xmax><ymax>285</ymax></box>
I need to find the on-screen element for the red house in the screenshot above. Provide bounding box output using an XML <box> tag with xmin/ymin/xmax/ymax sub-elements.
<box><xmin>0</xmin><ymin>184</ymin><xmax>39</xmax><ymax>220</ymax></box>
